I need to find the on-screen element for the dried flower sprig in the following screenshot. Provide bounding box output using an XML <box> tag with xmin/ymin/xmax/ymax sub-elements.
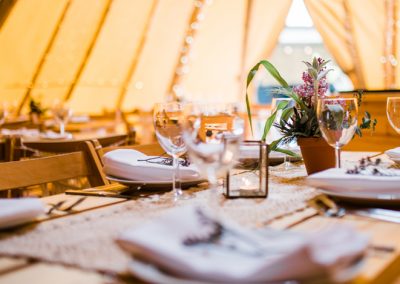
<box><xmin>346</xmin><ymin>157</ymin><xmax>400</xmax><ymax>176</ymax></box>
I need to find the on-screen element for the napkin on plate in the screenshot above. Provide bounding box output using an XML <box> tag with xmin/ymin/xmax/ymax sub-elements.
<box><xmin>0</xmin><ymin>198</ymin><xmax>45</xmax><ymax>229</ymax></box>
<box><xmin>239</xmin><ymin>144</ymin><xmax>301</xmax><ymax>160</ymax></box>
<box><xmin>307</xmin><ymin>168</ymin><xmax>400</xmax><ymax>193</ymax></box>
<box><xmin>0</xmin><ymin>128</ymin><xmax>40</xmax><ymax>138</ymax></box>
<box><xmin>39</xmin><ymin>130</ymin><xmax>73</xmax><ymax>140</ymax></box>
<box><xmin>385</xmin><ymin>147</ymin><xmax>400</xmax><ymax>160</ymax></box>
<box><xmin>117</xmin><ymin>205</ymin><xmax>368</xmax><ymax>283</ymax></box>
<box><xmin>102</xmin><ymin>149</ymin><xmax>200</xmax><ymax>181</ymax></box>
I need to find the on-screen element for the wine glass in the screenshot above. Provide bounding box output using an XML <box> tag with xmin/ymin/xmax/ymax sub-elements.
<box><xmin>0</xmin><ymin>103</ymin><xmax>8</xmax><ymax>128</ymax></box>
<box><xmin>182</xmin><ymin>103</ymin><xmax>244</xmax><ymax>205</ymax></box>
<box><xmin>52</xmin><ymin>101</ymin><xmax>72</xmax><ymax>136</ymax></box>
<box><xmin>387</xmin><ymin>97</ymin><xmax>400</xmax><ymax>134</ymax></box>
<box><xmin>153</xmin><ymin>102</ymin><xmax>190</xmax><ymax>201</ymax></box>
<box><xmin>317</xmin><ymin>98</ymin><xmax>358</xmax><ymax>168</ymax></box>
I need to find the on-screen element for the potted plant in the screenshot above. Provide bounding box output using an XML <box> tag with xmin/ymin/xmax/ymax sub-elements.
<box><xmin>245</xmin><ymin>57</ymin><xmax>376</xmax><ymax>174</ymax></box>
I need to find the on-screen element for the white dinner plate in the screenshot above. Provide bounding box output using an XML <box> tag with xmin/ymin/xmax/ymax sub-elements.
<box><xmin>106</xmin><ymin>176</ymin><xmax>206</xmax><ymax>190</ymax></box>
<box><xmin>307</xmin><ymin>168</ymin><xmax>400</xmax><ymax>204</ymax></box>
<box><xmin>127</xmin><ymin>256</ymin><xmax>362</xmax><ymax>284</ymax></box>
<box><xmin>318</xmin><ymin>189</ymin><xmax>400</xmax><ymax>205</ymax></box>
<box><xmin>128</xmin><ymin>258</ymin><xmax>207</xmax><ymax>284</ymax></box>
<box><xmin>39</xmin><ymin>132</ymin><xmax>73</xmax><ymax>140</ymax></box>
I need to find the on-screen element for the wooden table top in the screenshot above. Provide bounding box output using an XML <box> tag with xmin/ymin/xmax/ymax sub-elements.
<box><xmin>0</xmin><ymin>152</ymin><xmax>399</xmax><ymax>284</ymax></box>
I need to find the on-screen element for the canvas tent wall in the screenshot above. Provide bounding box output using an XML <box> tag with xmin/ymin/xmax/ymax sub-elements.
<box><xmin>0</xmin><ymin>0</ymin><xmax>291</xmax><ymax>114</ymax></box>
<box><xmin>0</xmin><ymin>0</ymin><xmax>399</xmax><ymax>115</ymax></box>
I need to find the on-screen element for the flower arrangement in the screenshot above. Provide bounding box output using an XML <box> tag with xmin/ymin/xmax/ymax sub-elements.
<box><xmin>245</xmin><ymin>57</ymin><xmax>377</xmax><ymax>156</ymax></box>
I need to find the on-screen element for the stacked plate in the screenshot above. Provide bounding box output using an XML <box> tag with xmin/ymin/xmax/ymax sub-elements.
<box><xmin>307</xmin><ymin>168</ymin><xmax>400</xmax><ymax>204</ymax></box>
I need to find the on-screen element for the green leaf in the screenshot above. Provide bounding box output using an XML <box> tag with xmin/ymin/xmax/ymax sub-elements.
<box><xmin>245</xmin><ymin>93</ymin><xmax>253</xmax><ymax>135</ymax></box>
<box><xmin>302</xmin><ymin>61</ymin><xmax>313</xmax><ymax>69</ymax></box>
<box><xmin>245</xmin><ymin>60</ymin><xmax>291</xmax><ymax>136</ymax></box>
<box><xmin>312</xmin><ymin>57</ymin><xmax>318</xmax><ymax>69</ymax></box>
<box><xmin>317</xmin><ymin>69</ymin><xmax>333</xmax><ymax>80</ymax></box>
<box><xmin>280</xmin><ymin>107</ymin><xmax>294</xmax><ymax>126</ymax></box>
<box><xmin>308</xmin><ymin>68</ymin><xmax>318</xmax><ymax>79</ymax></box>
<box><xmin>274</xmin><ymin>147</ymin><xmax>300</xmax><ymax>158</ymax></box>
<box><xmin>261</xmin><ymin>100</ymin><xmax>288</xmax><ymax>141</ymax></box>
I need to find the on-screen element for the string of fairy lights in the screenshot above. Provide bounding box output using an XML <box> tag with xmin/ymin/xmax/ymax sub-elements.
<box><xmin>167</xmin><ymin>0</ymin><xmax>213</xmax><ymax>101</ymax></box>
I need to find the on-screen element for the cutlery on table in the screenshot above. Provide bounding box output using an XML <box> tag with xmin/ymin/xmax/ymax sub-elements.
<box><xmin>307</xmin><ymin>195</ymin><xmax>400</xmax><ymax>224</ymax></box>
<box><xmin>47</xmin><ymin>197</ymin><xmax>87</xmax><ymax>215</ymax></box>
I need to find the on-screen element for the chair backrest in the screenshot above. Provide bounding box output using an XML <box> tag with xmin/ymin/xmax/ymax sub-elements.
<box><xmin>22</xmin><ymin>134</ymin><xmax>129</xmax><ymax>154</ymax></box>
<box><xmin>0</xmin><ymin>141</ymin><xmax>108</xmax><ymax>192</ymax></box>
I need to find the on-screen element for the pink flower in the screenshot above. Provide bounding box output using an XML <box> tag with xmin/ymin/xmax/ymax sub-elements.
<box><xmin>293</xmin><ymin>58</ymin><xmax>329</xmax><ymax>106</ymax></box>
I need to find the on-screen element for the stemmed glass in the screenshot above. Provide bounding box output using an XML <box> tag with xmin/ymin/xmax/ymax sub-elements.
<box><xmin>317</xmin><ymin>98</ymin><xmax>358</xmax><ymax>168</ymax></box>
<box><xmin>182</xmin><ymin>103</ymin><xmax>244</xmax><ymax>206</ymax></box>
<box><xmin>153</xmin><ymin>102</ymin><xmax>191</xmax><ymax>201</ymax></box>
<box><xmin>0</xmin><ymin>103</ymin><xmax>8</xmax><ymax>128</ymax></box>
<box><xmin>52</xmin><ymin>101</ymin><xmax>72</xmax><ymax>136</ymax></box>
<box><xmin>387</xmin><ymin>97</ymin><xmax>400</xmax><ymax>134</ymax></box>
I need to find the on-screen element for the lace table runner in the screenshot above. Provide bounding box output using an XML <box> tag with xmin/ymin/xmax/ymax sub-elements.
<box><xmin>0</xmin><ymin>163</ymin><xmax>319</xmax><ymax>274</ymax></box>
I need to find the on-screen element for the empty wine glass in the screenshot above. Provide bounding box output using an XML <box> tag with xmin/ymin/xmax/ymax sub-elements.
<box><xmin>153</xmin><ymin>102</ymin><xmax>191</xmax><ymax>201</ymax></box>
<box><xmin>52</xmin><ymin>101</ymin><xmax>72</xmax><ymax>136</ymax></box>
<box><xmin>182</xmin><ymin>103</ymin><xmax>244</xmax><ymax>205</ymax></box>
<box><xmin>0</xmin><ymin>103</ymin><xmax>8</xmax><ymax>128</ymax></box>
<box><xmin>317</xmin><ymin>98</ymin><xmax>358</xmax><ymax>168</ymax></box>
<box><xmin>387</xmin><ymin>97</ymin><xmax>400</xmax><ymax>134</ymax></box>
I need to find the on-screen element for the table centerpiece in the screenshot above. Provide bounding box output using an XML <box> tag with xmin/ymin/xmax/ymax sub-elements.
<box><xmin>245</xmin><ymin>57</ymin><xmax>377</xmax><ymax>174</ymax></box>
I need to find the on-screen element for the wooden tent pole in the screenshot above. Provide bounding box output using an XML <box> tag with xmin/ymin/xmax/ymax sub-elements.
<box><xmin>384</xmin><ymin>0</ymin><xmax>397</xmax><ymax>89</ymax></box>
<box><xmin>343</xmin><ymin>0</ymin><xmax>365</xmax><ymax>89</ymax></box>
<box><xmin>116</xmin><ymin>0</ymin><xmax>159</xmax><ymax>109</ymax></box>
<box><xmin>16</xmin><ymin>0</ymin><xmax>71</xmax><ymax>116</ymax></box>
<box><xmin>239</xmin><ymin>0</ymin><xmax>253</xmax><ymax>99</ymax></box>
<box><xmin>0</xmin><ymin>0</ymin><xmax>17</xmax><ymax>30</ymax></box>
<box><xmin>63</xmin><ymin>0</ymin><xmax>113</xmax><ymax>101</ymax></box>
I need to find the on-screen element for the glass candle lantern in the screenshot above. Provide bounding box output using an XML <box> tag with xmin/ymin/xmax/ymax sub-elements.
<box><xmin>224</xmin><ymin>140</ymin><xmax>268</xmax><ymax>198</ymax></box>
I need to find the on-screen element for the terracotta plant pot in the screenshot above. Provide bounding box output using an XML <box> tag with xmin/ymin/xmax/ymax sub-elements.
<box><xmin>297</xmin><ymin>137</ymin><xmax>335</xmax><ymax>175</ymax></box>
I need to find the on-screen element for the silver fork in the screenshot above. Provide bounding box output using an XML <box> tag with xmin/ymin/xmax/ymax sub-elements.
<box><xmin>47</xmin><ymin>197</ymin><xmax>87</xmax><ymax>215</ymax></box>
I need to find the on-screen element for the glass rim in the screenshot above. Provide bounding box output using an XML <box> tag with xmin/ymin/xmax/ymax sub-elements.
<box><xmin>317</xmin><ymin>97</ymin><xmax>357</xmax><ymax>101</ymax></box>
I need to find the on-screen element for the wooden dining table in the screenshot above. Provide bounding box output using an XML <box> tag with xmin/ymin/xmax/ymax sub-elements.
<box><xmin>0</xmin><ymin>152</ymin><xmax>399</xmax><ymax>284</ymax></box>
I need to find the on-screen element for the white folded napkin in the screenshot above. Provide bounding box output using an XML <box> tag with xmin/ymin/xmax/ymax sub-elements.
<box><xmin>239</xmin><ymin>144</ymin><xmax>301</xmax><ymax>159</ymax></box>
<box><xmin>385</xmin><ymin>147</ymin><xmax>400</xmax><ymax>159</ymax></box>
<box><xmin>307</xmin><ymin>168</ymin><xmax>400</xmax><ymax>193</ymax></box>
<box><xmin>39</xmin><ymin>130</ymin><xmax>73</xmax><ymax>140</ymax></box>
<box><xmin>0</xmin><ymin>198</ymin><xmax>45</xmax><ymax>229</ymax></box>
<box><xmin>117</xmin><ymin>205</ymin><xmax>368</xmax><ymax>283</ymax></box>
<box><xmin>103</xmin><ymin>149</ymin><xmax>200</xmax><ymax>181</ymax></box>
<box><xmin>0</xmin><ymin>128</ymin><xmax>40</xmax><ymax>138</ymax></box>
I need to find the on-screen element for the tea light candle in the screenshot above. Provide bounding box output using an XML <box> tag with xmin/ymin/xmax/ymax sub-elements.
<box><xmin>239</xmin><ymin>177</ymin><xmax>258</xmax><ymax>190</ymax></box>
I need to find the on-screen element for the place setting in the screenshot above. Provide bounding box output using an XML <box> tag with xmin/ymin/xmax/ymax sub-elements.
<box><xmin>2</xmin><ymin>1</ymin><xmax>400</xmax><ymax>283</ymax></box>
<box><xmin>306</xmin><ymin>96</ymin><xmax>400</xmax><ymax>205</ymax></box>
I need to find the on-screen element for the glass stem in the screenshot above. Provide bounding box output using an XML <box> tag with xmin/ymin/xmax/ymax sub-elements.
<box><xmin>335</xmin><ymin>145</ymin><xmax>341</xmax><ymax>168</ymax></box>
<box><xmin>172</xmin><ymin>155</ymin><xmax>182</xmax><ymax>199</ymax></box>
<box><xmin>60</xmin><ymin>122</ymin><xmax>65</xmax><ymax>136</ymax></box>
<box><xmin>207</xmin><ymin>167</ymin><xmax>219</xmax><ymax>211</ymax></box>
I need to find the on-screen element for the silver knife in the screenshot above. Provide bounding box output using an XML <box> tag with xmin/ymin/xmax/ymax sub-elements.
<box><xmin>350</xmin><ymin>208</ymin><xmax>400</xmax><ymax>224</ymax></box>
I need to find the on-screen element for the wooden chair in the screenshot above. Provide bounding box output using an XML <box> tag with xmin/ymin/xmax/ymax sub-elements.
<box><xmin>0</xmin><ymin>133</ymin><xmax>132</xmax><ymax>162</ymax></box>
<box><xmin>0</xmin><ymin>141</ymin><xmax>108</xmax><ymax>195</ymax></box>
<box><xmin>22</xmin><ymin>134</ymin><xmax>130</xmax><ymax>155</ymax></box>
